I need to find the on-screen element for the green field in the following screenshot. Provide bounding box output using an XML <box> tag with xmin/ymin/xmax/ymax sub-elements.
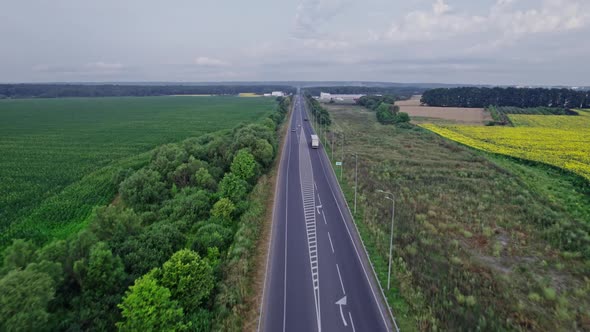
<box><xmin>318</xmin><ymin>104</ymin><xmax>589</xmax><ymax>331</ymax></box>
<box><xmin>0</xmin><ymin>96</ymin><xmax>275</xmax><ymax>246</ymax></box>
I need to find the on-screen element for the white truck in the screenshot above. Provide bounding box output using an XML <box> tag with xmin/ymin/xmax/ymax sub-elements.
<box><xmin>311</xmin><ymin>134</ymin><xmax>319</xmax><ymax>149</ymax></box>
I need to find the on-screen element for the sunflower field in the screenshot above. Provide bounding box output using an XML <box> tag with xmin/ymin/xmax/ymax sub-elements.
<box><xmin>420</xmin><ymin>110</ymin><xmax>590</xmax><ymax>181</ymax></box>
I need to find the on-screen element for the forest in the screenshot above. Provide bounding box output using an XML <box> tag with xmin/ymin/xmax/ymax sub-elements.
<box><xmin>421</xmin><ymin>87</ymin><xmax>590</xmax><ymax>109</ymax></box>
<box><xmin>0</xmin><ymin>84</ymin><xmax>296</xmax><ymax>98</ymax></box>
<box><xmin>0</xmin><ymin>97</ymin><xmax>290</xmax><ymax>331</ymax></box>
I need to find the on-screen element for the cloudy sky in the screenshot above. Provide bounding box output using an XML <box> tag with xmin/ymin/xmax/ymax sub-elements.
<box><xmin>1</xmin><ymin>0</ymin><xmax>589</xmax><ymax>85</ymax></box>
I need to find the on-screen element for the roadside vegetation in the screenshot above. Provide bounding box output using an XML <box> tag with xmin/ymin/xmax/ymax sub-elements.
<box><xmin>357</xmin><ymin>95</ymin><xmax>410</xmax><ymax>125</ymax></box>
<box><xmin>0</xmin><ymin>96</ymin><xmax>276</xmax><ymax>249</ymax></box>
<box><xmin>317</xmin><ymin>103</ymin><xmax>589</xmax><ymax>331</ymax></box>
<box><xmin>0</xmin><ymin>97</ymin><xmax>290</xmax><ymax>331</ymax></box>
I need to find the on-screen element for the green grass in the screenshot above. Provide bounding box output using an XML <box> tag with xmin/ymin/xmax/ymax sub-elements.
<box><xmin>0</xmin><ymin>96</ymin><xmax>275</xmax><ymax>247</ymax></box>
<box><xmin>318</xmin><ymin>104</ymin><xmax>590</xmax><ymax>331</ymax></box>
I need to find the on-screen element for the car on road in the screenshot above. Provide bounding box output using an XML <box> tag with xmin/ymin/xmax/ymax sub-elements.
<box><xmin>304</xmin><ymin>118</ymin><xmax>308</xmax><ymax>121</ymax></box>
<box><xmin>292</xmin><ymin>128</ymin><xmax>296</xmax><ymax>132</ymax></box>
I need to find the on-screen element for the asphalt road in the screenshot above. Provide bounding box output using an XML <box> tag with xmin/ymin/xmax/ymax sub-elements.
<box><xmin>260</xmin><ymin>94</ymin><xmax>397</xmax><ymax>332</ymax></box>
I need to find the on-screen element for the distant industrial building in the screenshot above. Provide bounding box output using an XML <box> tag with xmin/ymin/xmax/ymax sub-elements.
<box><xmin>271</xmin><ymin>91</ymin><xmax>286</xmax><ymax>97</ymax></box>
<box><xmin>319</xmin><ymin>92</ymin><xmax>364</xmax><ymax>102</ymax></box>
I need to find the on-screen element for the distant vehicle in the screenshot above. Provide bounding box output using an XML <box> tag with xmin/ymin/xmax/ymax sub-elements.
<box><xmin>292</xmin><ymin>128</ymin><xmax>296</xmax><ymax>132</ymax></box>
<box><xmin>304</xmin><ymin>118</ymin><xmax>308</xmax><ymax>121</ymax></box>
<box><xmin>311</xmin><ymin>135</ymin><xmax>319</xmax><ymax>148</ymax></box>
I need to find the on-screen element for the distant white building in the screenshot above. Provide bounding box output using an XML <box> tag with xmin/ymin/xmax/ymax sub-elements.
<box><xmin>271</xmin><ymin>91</ymin><xmax>285</xmax><ymax>97</ymax></box>
<box><xmin>263</xmin><ymin>93</ymin><xmax>272</xmax><ymax>97</ymax></box>
<box><xmin>319</xmin><ymin>92</ymin><xmax>364</xmax><ymax>102</ymax></box>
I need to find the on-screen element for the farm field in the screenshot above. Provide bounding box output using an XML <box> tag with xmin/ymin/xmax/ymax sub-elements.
<box><xmin>396</xmin><ymin>96</ymin><xmax>491</xmax><ymax>125</ymax></box>
<box><xmin>421</xmin><ymin>110</ymin><xmax>590</xmax><ymax>181</ymax></box>
<box><xmin>0</xmin><ymin>96</ymin><xmax>275</xmax><ymax>247</ymax></box>
<box><xmin>320</xmin><ymin>104</ymin><xmax>590</xmax><ymax>330</ymax></box>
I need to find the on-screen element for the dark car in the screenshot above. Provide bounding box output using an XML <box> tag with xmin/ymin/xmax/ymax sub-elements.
<box><xmin>304</xmin><ymin>118</ymin><xmax>308</xmax><ymax>121</ymax></box>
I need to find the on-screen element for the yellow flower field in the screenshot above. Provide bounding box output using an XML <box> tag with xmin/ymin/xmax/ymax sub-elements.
<box><xmin>420</xmin><ymin>110</ymin><xmax>590</xmax><ymax>180</ymax></box>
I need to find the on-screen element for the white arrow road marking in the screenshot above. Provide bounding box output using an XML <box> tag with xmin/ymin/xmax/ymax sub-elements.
<box><xmin>316</xmin><ymin>205</ymin><xmax>322</xmax><ymax>214</ymax></box>
<box><xmin>336</xmin><ymin>296</ymin><xmax>348</xmax><ymax>327</ymax></box>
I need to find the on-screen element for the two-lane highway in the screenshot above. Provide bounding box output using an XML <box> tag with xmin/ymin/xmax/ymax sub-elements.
<box><xmin>260</xmin><ymin>94</ymin><xmax>397</xmax><ymax>331</ymax></box>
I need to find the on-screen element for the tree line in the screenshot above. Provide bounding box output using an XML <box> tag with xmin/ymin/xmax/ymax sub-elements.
<box><xmin>0</xmin><ymin>84</ymin><xmax>296</xmax><ymax>99</ymax></box>
<box><xmin>305</xmin><ymin>94</ymin><xmax>332</xmax><ymax>126</ymax></box>
<box><xmin>421</xmin><ymin>87</ymin><xmax>590</xmax><ymax>109</ymax></box>
<box><xmin>357</xmin><ymin>95</ymin><xmax>410</xmax><ymax>125</ymax></box>
<box><xmin>0</xmin><ymin>97</ymin><xmax>291</xmax><ymax>331</ymax></box>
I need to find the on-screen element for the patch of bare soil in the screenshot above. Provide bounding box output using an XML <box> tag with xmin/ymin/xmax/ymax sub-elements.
<box><xmin>397</xmin><ymin>96</ymin><xmax>492</xmax><ymax>125</ymax></box>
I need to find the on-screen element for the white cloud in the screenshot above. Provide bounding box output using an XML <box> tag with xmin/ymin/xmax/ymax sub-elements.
<box><xmin>194</xmin><ymin>56</ymin><xmax>230</xmax><ymax>67</ymax></box>
<box><xmin>32</xmin><ymin>61</ymin><xmax>126</xmax><ymax>75</ymax></box>
<box><xmin>382</xmin><ymin>0</ymin><xmax>590</xmax><ymax>44</ymax></box>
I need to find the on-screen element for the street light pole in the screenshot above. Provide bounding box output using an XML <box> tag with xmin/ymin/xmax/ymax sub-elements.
<box><xmin>377</xmin><ymin>189</ymin><xmax>395</xmax><ymax>290</ymax></box>
<box><xmin>354</xmin><ymin>153</ymin><xmax>358</xmax><ymax>214</ymax></box>
<box><xmin>340</xmin><ymin>132</ymin><xmax>344</xmax><ymax>181</ymax></box>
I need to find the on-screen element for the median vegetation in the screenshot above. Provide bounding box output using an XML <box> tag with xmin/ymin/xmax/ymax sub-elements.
<box><xmin>0</xmin><ymin>97</ymin><xmax>291</xmax><ymax>331</ymax></box>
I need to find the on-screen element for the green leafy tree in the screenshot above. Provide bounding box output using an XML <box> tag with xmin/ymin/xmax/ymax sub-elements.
<box><xmin>210</xmin><ymin>198</ymin><xmax>236</xmax><ymax>221</ymax></box>
<box><xmin>230</xmin><ymin>149</ymin><xmax>257</xmax><ymax>181</ymax></box>
<box><xmin>74</xmin><ymin>242</ymin><xmax>126</xmax><ymax>295</ymax></box>
<box><xmin>191</xmin><ymin>222</ymin><xmax>232</xmax><ymax>255</ymax></box>
<box><xmin>160</xmin><ymin>249</ymin><xmax>214</xmax><ymax>312</ymax></box>
<box><xmin>2</xmin><ymin>239</ymin><xmax>37</xmax><ymax>271</ymax></box>
<box><xmin>0</xmin><ymin>265</ymin><xmax>56</xmax><ymax>331</ymax></box>
<box><xmin>117</xmin><ymin>271</ymin><xmax>189</xmax><ymax>332</ymax></box>
<box><xmin>194</xmin><ymin>167</ymin><xmax>217</xmax><ymax>191</ymax></box>
<box><xmin>119</xmin><ymin>168</ymin><xmax>168</xmax><ymax>211</ymax></box>
<box><xmin>150</xmin><ymin>144</ymin><xmax>188</xmax><ymax>178</ymax></box>
<box><xmin>89</xmin><ymin>206</ymin><xmax>142</xmax><ymax>244</ymax></box>
<box><xmin>160</xmin><ymin>188</ymin><xmax>212</xmax><ymax>223</ymax></box>
<box><xmin>218</xmin><ymin>172</ymin><xmax>248</xmax><ymax>203</ymax></box>
<box><xmin>119</xmin><ymin>221</ymin><xmax>186</xmax><ymax>278</ymax></box>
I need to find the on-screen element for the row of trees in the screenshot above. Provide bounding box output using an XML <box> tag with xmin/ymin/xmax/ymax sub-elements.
<box><xmin>357</xmin><ymin>95</ymin><xmax>410</xmax><ymax>125</ymax></box>
<box><xmin>0</xmin><ymin>84</ymin><xmax>296</xmax><ymax>99</ymax></box>
<box><xmin>305</xmin><ymin>95</ymin><xmax>332</xmax><ymax>126</ymax></box>
<box><xmin>421</xmin><ymin>87</ymin><xmax>590</xmax><ymax>109</ymax></box>
<box><xmin>0</xmin><ymin>97</ymin><xmax>291</xmax><ymax>331</ymax></box>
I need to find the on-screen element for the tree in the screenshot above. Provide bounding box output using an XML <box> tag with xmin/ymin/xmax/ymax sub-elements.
<box><xmin>89</xmin><ymin>206</ymin><xmax>142</xmax><ymax>244</ymax></box>
<box><xmin>191</xmin><ymin>222</ymin><xmax>232</xmax><ymax>255</ymax></box>
<box><xmin>117</xmin><ymin>271</ymin><xmax>189</xmax><ymax>332</ymax></box>
<box><xmin>119</xmin><ymin>222</ymin><xmax>186</xmax><ymax>278</ymax></box>
<box><xmin>160</xmin><ymin>249</ymin><xmax>214</xmax><ymax>312</ymax></box>
<box><xmin>73</xmin><ymin>242</ymin><xmax>126</xmax><ymax>295</ymax></box>
<box><xmin>150</xmin><ymin>144</ymin><xmax>188</xmax><ymax>178</ymax></box>
<box><xmin>119</xmin><ymin>168</ymin><xmax>168</xmax><ymax>211</ymax></box>
<box><xmin>230</xmin><ymin>149</ymin><xmax>257</xmax><ymax>181</ymax></box>
<box><xmin>72</xmin><ymin>242</ymin><xmax>127</xmax><ymax>330</ymax></box>
<box><xmin>160</xmin><ymin>188</ymin><xmax>212</xmax><ymax>223</ymax></box>
<box><xmin>210</xmin><ymin>198</ymin><xmax>236</xmax><ymax>221</ymax></box>
<box><xmin>0</xmin><ymin>265</ymin><xmax>56</xmax><ymax>331</ymax></box>
<box><xmin>194</xmin><ymin>167</ymin><xmax>217</xmax><ymax>191</ymax></box>
<box><xmin>2</xmin><ymin>239</ymin><xmax>37</xmax><ymax>271</ymax></box>
<box><xmin>218</xmin><ymin>172</ymin><xmax>248</xmax><ymax>203</ymax></box>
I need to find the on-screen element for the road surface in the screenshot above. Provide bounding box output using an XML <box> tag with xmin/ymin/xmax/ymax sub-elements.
<box><xmin>259</xmin><ymin>94</ymin><xmax>397</xmax><ymax>332</ymax></box>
